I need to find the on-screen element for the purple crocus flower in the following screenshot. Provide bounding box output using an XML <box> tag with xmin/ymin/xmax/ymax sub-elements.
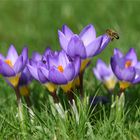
<box><xmin>0</xmin><ymin>45</ymin><xmax>28</xmax><ymax>87</ymax></box>
<box><xmin>111</xmin><ymin>48</ymin><xmax>140</xmax><ymax>89</ymax></box>
<box><xmin>28</xmin><ymin>48</ymin><xmax>81</xmax><ymax>86</ymax></box>
<box><xmin>93</xmin><ymin>59</ymin><xmax>117</xmax><ymax>90</ymax></box>
<box><xmin>58</xmin><ymin>24</ymin><xmax>111</xmax><ymax>59</ymax></box>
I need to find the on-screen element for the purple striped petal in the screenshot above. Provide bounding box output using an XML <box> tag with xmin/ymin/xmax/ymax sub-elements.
<box><xmin>38</xmin><ymin>68</ymin><xmax>48</xmax><ymax>83</ymax></box>
<box><xmin>27</xmin><ymin>65</ymin><xmax>39</xmax><ymax>81</ymax></box>
<box><xmin>0</xmin><ymin>54</ymin><xmax>5</xmax><ymax>61</ymax></box>
<box><xmin>62</xmin><ymin>25</ymin><xmax>74</xmax><ymax>40</ymax></box>
<box><xmin>32</xmin><ymin>52</ymin><xmax>42</xmax><ymax>61</ymax></box>
<box><xmin>125</xmin><ymin>48</ymin><xmax>137</xmax><ymax>66</ymax></box>
<box><xmin>73</xmin><ymin>56</ymin><xmax>81</xmax><ymax>76</ymax></box>
<box><xmin>114</xmin><ymin>48</ymin><xmax>123</xmax><ymax>57</ymax></box>
<box><xmin>58</xmin><ymin>51</ymin><xmax>70</xmax><ymax>68</ymax></box>
<box><xmin>48</xmin><ymin>67</ymin><xmax>67</xmax><ymax>84</ymax></box>
<box><xmin>67</xmin><ymin>35</ymin><xmax>86</xmax><ymax>59</ymax></box>
<box><xmin>85</xmin><ymin>35</ymin><xmax>103</xmax><ymax>58</ymax></box>
<box><xmin>21</xmin><ymin>47</ymin><xmax>28</xmax><ymax>66</ymax></box>
<box><xmin>0</xmin><ymin>60</ymin><xmax>15</xmax><ymax>76</ymax></box>
<box><xmin>95</xmin><ymin>34</ymin><xmax>111</xmax><ymax>55</ymax></box>
<box><xmin>6</xmin><ymin>45</ymin><xmax>18</xmax><ymax>64</ymax></box>
<box><xmin>80</xmin><ymin>24</ymin><xmax>96</xmax><ymax>46</ymax></box>
<box><xmin>39</xmin><ymin>66</ymin><xmax>49</xmax><ymax>78</ymax></box>
<box><xmin>63</xmin><ymin>63</ymin><xmax>75</xmax><ymax>81</ymax></box>
<box><xmin>13</xmin><ymin>55</ymin><xmax>23</xmax><ymax>73</ymax></box>
<box><xmin>58</xmin><ymin>30</ymin><xmax>69</xmax><ymax>52</ymax></box>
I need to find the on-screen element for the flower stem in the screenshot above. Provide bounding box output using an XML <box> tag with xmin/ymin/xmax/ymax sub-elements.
<box><xmin>24</xmin><ymin>96</ymin><xmax>34</xmax><ymax>123</ymax></box>
<box><xmin>67</xmin><ymin>90</ymin><xmax>74</xmax><ymax>104</ymax></box>
<box><xmin>79</xmin><ymin>72</ymin><xmax>84</xmax><ymax>98</ymax></box>
<box><xmin>14</xmin><ymin>87</ymin><xmax>26</xmax><ymax>136</ymax></box>
<box><xmin>50</xmin><ymin>91</ymin><xmax>59</xmax><ymax>103</ymax></box>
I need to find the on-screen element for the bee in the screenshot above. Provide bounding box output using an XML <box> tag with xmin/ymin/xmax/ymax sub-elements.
<box><xmin>106</xmin><ymin>29</ymin><xmax>119</xmax><ymax>41</ymax></box>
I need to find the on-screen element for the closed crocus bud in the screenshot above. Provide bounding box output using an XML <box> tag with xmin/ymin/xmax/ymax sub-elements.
<box><xmin>93</xmin><ymin>59</ymin><xmax>117</xmax><ymax>90</ymax></box>
<box><xmin>111</xmin><ymin>48</ymin><xmax>140</xmax><ymax>90</ymax></box>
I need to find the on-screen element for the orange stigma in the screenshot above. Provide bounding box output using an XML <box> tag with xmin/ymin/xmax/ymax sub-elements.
<box><xmin>5</xmin><ymin>59</ymin><xmax>13</xmax><ymax>67</ymax></box>
<box><xmin>57</xmin><ymin>65</ymin><xmax>64</xmax><ymax>73</ymax></box>
<box><xmin>125</xmin><ymin>60</ymin><xmax>132</xmax><ymax>68</ymax></box>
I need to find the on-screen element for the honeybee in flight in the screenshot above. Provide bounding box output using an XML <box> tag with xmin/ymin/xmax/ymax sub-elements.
<box><xmin>106</xmin><ymin>29</ymin><xmax>119</xmax><ymax>41</ymax></box>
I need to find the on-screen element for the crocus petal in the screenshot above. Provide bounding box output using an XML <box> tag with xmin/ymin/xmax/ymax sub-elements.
<box><xmin>21</xmin><ymin>47</ymin><xmax>28</xmax><ymax>65</ymax></box>
<box><xmin>111</xmin><ymin>57</ymin><xmax>135</xmax><ymax>82</ymax></box>
<box><xmin>0</xmin><ymin>54</ymin><xmax>5</xmax><ymax>60</ymax></box>
<box><xmin>58</xmin><ymin>51</ymin><xmax>70</xmax><ymax>68</ymax></box>
<box><xmin>135</xmin><ymin>62</ymin><xmax>140</xmax><ymax>69</ymax></box>
<box><xmin>73</xmin><ymin>56</ymin><xmax>81</xmax><ymax>76</ymax></box>
<box><xmin>6</xmin><ymin>45</ymin><xmax>18</xmax><ymax>64</ymax></box>
<box><xmin>67</xmin><ymin>35</ymin><xmax>86</xmax><ymax>59</ymax></box>
<box><xmin>95</xmin><ymin>34</ymin><xmax>111</xmax><ymax>55</ymax></box>
<box><xmin>39</xmin><ymin>66</ymin><xmax>49</xmax><ymax>78</ymax></box>
<box><xmin>63</xmin><ymin>63</ymin><xmax>75</xmax><ymax>81</ymax></box>
<box><xmin>114</xmin><ymin>48</ymin><xmax>123</xmax><ymax>57</ymax></box>
<box><xmin>58</xmin><ymin>30</ymin><xmax>69</xmax><ymax>52</ymax></box>
<box><xmin>93</xmin><ymin>68</ymin><xmax>102</xmax><ymax>81</ymax></box>
<box><xmin>19</xmin><ymin>67</ymin><xmax>32</xmax><ymax>86</ymax></box>
<box><xmin>37</xmin><ymin>68</ymin><xmax>48</xmax><ymax>83</ymax></box>
<box><xmin>0</xmin><ymin>60</ymin><xmax>15</xmax><ymax>76</ymax></box>
<box><xmin>85</xmin><ymin>35</ymin><xmax>103</xmax><ymax>58</ymax></box>
<box><xmin>125</xmin><ymin>48</ymin><xmax>137</xmax><ymax>66</ymax></box>
<box><xmin>133</xmin><ymin>69</ymin><xmax>140</xmax><ymax>84</ymax></box>
<box><xmin>96</xmin><ymin>59</ymin><xmax>111</xmax><ymax>76</ymax></box>
<box><xmin>62</xmin><ymin>25</ymin><xmax>74</xmax><ymax>40</ymax></box>
<box><xmin>48</xmin><ymin>67</ymin><xmax>67</xmax><ymax>84</ymax></box>
<box><xmin>32</xmin><ymin>52</ymin><xmax>42</xmax><ymax>61</ymax></box>
<box><xmin>27</xmin><ymin>65</ymin><xmax>39</xmax><ymax>81</ymax></box>
<box><xmin>79</xmin><ymin>24</ymin><xmax>96</xmax><ymax>46</ymax></box>
<box><xmin>13</xmin><ymin>55</ymin><xmax>23</xmax><ymax>73</ymax></box>
<box><xmin>44</xmin><ymin>48</ymin><xmax>53</xmax><ymax>57</ymax></box>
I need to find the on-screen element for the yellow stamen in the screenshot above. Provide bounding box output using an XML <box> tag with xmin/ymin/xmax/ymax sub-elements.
<box><xmin>125</xmin><ymin>60</ymin><xmax>132</xmax><ymax>68</ymax></box>
<box><xmin>44</xmin><ymin>83</ymin><xmax>57</xmax><ymax>93</ymax></box>
<box><xmin>119</xmin><ymin>81</ymin><xmax>131</xmax><ymax>90</ymax></box>
<box><xmin>5</xmin><ymin>59</ymin><xmax>13</xmax><ymax>67</ymax></box>
<box><xmin>7</xmin><ymin>73</ymin><xmax>21</xmax><ymax>87</ymax></box>
<box><xmin>61</xmin><ymin>77</ymin><xmax>80</xmax><ymax>92</ymax></box>
<box><xmin>57</xmin><ymin>65</ymin><xmax>64</xmax><ymax>73</ymax></box>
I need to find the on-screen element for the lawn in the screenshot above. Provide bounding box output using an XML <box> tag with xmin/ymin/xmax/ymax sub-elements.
<box><xmin>0</xmin><ymin>0</ymin><xmax>140</xmax><ymax>139</ymax></box>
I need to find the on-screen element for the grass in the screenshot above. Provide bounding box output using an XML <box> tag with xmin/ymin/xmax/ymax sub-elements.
<box><xmin>0</xmin><ymin>0</ymin><xmax>140</xmax><ymax>139</ymax></box>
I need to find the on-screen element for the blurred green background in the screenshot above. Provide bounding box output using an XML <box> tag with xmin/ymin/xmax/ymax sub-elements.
<box><xmin>0</xmin><ymin>0</ymin><xmax>140</xmax><ymax>62</ymax></box>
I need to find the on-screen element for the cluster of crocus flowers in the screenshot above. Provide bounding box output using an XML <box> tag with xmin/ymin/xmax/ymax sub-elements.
<box><xmin>111</xmin><ymin>48</ymin><xmax>140</xmax><ymax>91</ymax></box>
<box><xmin>0</xmin><ymin>24</ymin><xmax>114</xmax><ymax>123</ymax></box>
<box><xmin>93</xmin><ymin>59</ymin><xmax>117</xmax><ymax>91</ymax></box>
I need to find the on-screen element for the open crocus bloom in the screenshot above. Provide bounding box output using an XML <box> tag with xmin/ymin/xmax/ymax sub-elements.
<box><xmin>111</xmin><ymin>48</ymin><xmax>140</xmax><ymax>89</ymax></box>
<box><xmin>58</xmin><ymin>24</ymin><xmax>111</xmax><ymax>71</ymax></box>
<box><xmin>93</xmin><ymin>59</ymin><xmax>117</xmax><ymax>90</ymax></box>
<box><xmin>0</xmin><ymin>45</ymin><xmax>28</xmax><ymax>87</ymax></box>
<box><xmin>39</xmin><ymin>49</ymin><xmax>81</xmax><ymax>85</ymax></box>
<box><xmin>27</xmin><ymin>48</ymin><xmax>81</xmax><ymax>92</ymax></box>
<box><xmin>58</xmin><ymin>24</ymin><xmax>111</xmax><ymax>58</ymax></box>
